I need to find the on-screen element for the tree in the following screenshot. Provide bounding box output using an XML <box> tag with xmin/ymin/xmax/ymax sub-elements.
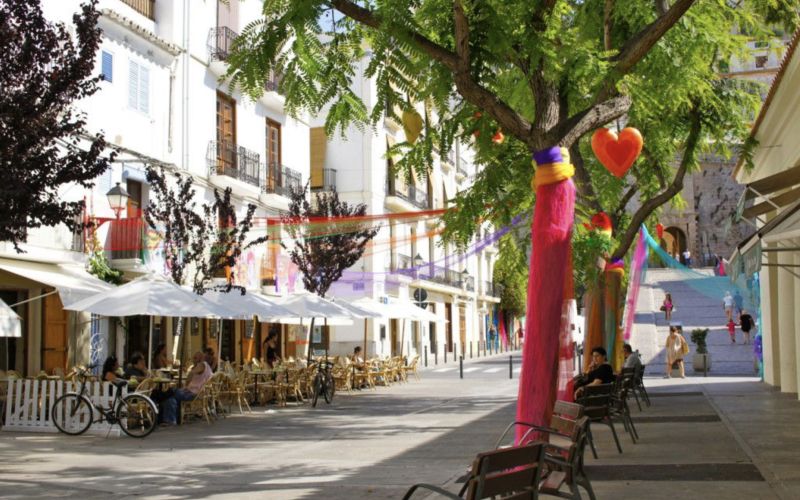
<box><xmin>282</xmin><ymin>183</ymin><xmax>378</xmax><ymax>357</ymax></box>
<box><xmin>225</xmin><ymin>0</ymin><xmax>793</xmax><ymax>263</ymax></box>
<box><xmin>144</xmin><ymin>166</ymin><xmax>267</xmax><ymax>294</ymax></box>
<box><xmin>0</xmin><ymin>0</ymin><xmax>113</xmax><ymax>250</ymax></box>
<box><xmin>493</xmin><ymin>234</ymin><xmax>527</xmax><ymax>317</ymax></box>
<box><xmin>283</xmin><ymin>184</ymin><xmax>379</xmax><ymax>297</ymax></box>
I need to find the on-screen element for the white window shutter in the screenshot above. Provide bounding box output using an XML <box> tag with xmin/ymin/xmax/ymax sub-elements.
<box><xmin>139</xmin><ymin>65</ymin><xmax>150</xmax><ymax>114</ymax></box>
<box><xmin>128</xmin><ymin>61</ymin><xmax>139</xmax><ymax>110</ymax></box>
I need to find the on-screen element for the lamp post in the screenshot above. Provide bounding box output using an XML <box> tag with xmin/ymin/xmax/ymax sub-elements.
<box><xmin>414</xmin><ymin>253</ymin><xmax>424</xmax><ymax>279</ymax></box>
<box><xmin>461</xmin><ymin>267</ymin><xmax>470</xmax><ymax>290</ymax></box>
<box><xmin>106</xmin><ymin>182</ymin><xmax>130</xmax><ymax>219</ymax></box>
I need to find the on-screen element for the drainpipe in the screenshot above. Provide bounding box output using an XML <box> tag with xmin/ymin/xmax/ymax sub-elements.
<box><xmin>182</xmin><ymin>0</ymin><xmax>190</xmax><ymax>171</ymax></box>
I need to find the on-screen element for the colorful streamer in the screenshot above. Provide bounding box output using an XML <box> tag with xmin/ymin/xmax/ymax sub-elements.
<box><xmin>622</xmin><ymin>227</ymin><xmax>649</xmax><ymax>341</ymax></box>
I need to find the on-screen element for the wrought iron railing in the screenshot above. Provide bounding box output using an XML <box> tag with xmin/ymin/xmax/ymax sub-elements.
<box><xmin>121</xmin><ymin>0</ymin><xmax>155</xmax><ymax>20</ymax></box>
<box><xmin>207</xmin><ymin>141</ymin><xmax>261</xmax><ymax>188</ymax></box>
<box><xmin>311</xmin><ymin>168</ymin><xmax>337</xmax><ymax>192</ymax></box>
<box><xmin>457</xmin><ymin>164</ymin><xmax>468</xmax><ymax>177</ymax></box>
<box><xmin>208</xmin><ymin>27</ymin><xmax>237</xmax><ymax>62</ymax></box>
<box><xmin>386</xmin><ymin>181</ymin><xmax>428</xmax><ymax>209</ymax></box>
<box><xmin>263</xmin><ymin>163</ymin><xmax>302</xmax><ymax>197</ymax></box>
<box><xmin>484</xmin><ymin>281</ymin><xmax>504</xmax><ymax>297</ymax></box>
<box><xmin>264</xmin><ymin>71</ymin><xmax>283</xmax><ymax>93</ymax></box>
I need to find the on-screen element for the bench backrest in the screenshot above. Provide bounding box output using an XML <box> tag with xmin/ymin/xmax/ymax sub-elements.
<box><xmin>466</xmin><ymin>442</ymin><xmax>545</xmax><ymax>500</ymax></box>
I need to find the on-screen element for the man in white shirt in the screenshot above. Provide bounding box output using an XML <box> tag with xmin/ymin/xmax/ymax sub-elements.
<box><xmin>623</xmin><ymin>344</ymin><xmax>642</xmax><ymax>371</ymax></box>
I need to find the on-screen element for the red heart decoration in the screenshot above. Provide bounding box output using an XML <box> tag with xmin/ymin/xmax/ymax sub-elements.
<box><xmin>591</xmin><ymin>127</ymin><xmax>643</xmax><ymax>178</ymax></box>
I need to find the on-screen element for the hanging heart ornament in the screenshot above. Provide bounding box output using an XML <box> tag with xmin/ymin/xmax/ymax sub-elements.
<box><xmin>591</xmin><ymin>127</ymin><xmax>643</xmax><ymax>178</ymax></box>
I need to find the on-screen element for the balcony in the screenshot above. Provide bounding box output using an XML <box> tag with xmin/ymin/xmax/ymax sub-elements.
<box><xmin>207</xmin><ymin>140</ymin><xmax>261</xmax><ymax>191</ymax></box>
<box><xmin>395</xmin><ymin>253</ymin><xmax>413</xmax><ymax>272</ymax></box>
<box><xmin>456</xmin><ymin>164</ymin><xmax>468</xmax><ymax>181</ymax></box>
<box><xmin>121</xmin><ymin>0</ymin><xmax>155</xmax><ymax>20</ymax></box>
<box><xmin>106</xmin><ymin>218</ymin><xmax>147</xmax><ymax>271</ymax></box>
<box><xmin>263</xmin><ymin>163</ymin><xmax>301</xmax><ymax>197</ymax></box>
<box><xmin>208</xmin><ymin>27</ymin><xmax>237</xmax><ymax>76</ymax></box>
<box><xmin>311</xmin><ymin>168</ymin><xmax>337</xmax><ymax>192</ymax></box>
<box><xmin>397</xmin><ymin>264</ymin><xmax>462</xmax><ymax>289</ymax></box>
<box><xmin>483</xmin><ymin>281</ymin><xmax>504</xmax><ymax>297</ymax></box>
<box><xmin>386</xmin><ymin>181</ymin><xmax>428</xmax><ymax>211</ymax></box>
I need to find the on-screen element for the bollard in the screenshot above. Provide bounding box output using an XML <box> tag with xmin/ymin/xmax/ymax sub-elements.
<box><xmin>483</xmin><ymin>340</ymin><xmax>487</xmax><ymax>357</ymax></box>
<box><xmin>435</xmin><ymin>351</ymin><xmax>438</xmax><ymax>366</ymax></box>
<box><xmin>460</xmin><ymin>356</ymin><xmax>464</xmax><ymax>379</ymax></box>
<box><xmin>424</xmin><ymin>346</ymin><xmax>428</xmax><ymax>367</ymax></box>
<box><xmin>470</xmin><ymin>341</ymin><xmax>473</xmax><ymax>359</ymax></box>
<box><xmin>704</xmin><ymin>354</ymin><xmax>707</xmax><ymax>378</ymax></box>
<box><xmin>445</xmin><ymin>348</ymin><xmax>448</xmax><ymax>364</ymax></box>
<box><xmin>509</xmin><ymin>355</ymin><xmax>513</xmax><ymax>379</ymax></box>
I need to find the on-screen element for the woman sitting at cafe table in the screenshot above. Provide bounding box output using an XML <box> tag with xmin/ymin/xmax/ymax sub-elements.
<box><xmin>102</xmin><ymin>356</ymin><xmax>129</xmax><ymax>390</ymax></box>
<box><xmin>573</xmin><ymin>346</ymin><xmax>615</xmax><ymax>399</ymax></box>
<box><xmin>159</xmin><ymin>351</ymin><xmax>213</xmax><ymax>425</ymax></box>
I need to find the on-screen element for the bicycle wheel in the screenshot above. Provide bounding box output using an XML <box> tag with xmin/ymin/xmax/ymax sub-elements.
<box><xmin>117</xmin><ymin>394</ymin><xmax>157</xmax><ymax>438</ymax></box>
<box><xmin>311</xmin><ymin>374</ymin><xmax>322</xmax><ymax>408</ymax></box>
<box><xmin>51</xmin><ymin>394</ymin><xmax>93</xmax><ymax>435</ymax></box>
<box><xmin>324</xmin><ymin>373</ymin><xmax>335</xmax><ymax>404</ymax></box>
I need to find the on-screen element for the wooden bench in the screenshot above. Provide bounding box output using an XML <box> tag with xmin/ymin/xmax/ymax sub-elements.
<box><xmin>577</xmin><ymin>383</ymin><xmax>622</xmax><ymax>458</ymax></box>
<box><xmin>402</xmin><ymin>442</ymin><xmax>546</xmax><ymax>499</ymax></box>
<box><xmin>495</xmin><ymin>401</ymin><xmax>595</xmax><ymax>500</ymax></box>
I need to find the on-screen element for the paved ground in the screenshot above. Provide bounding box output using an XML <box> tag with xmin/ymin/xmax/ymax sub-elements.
<box><xmin>2</xmin><ymin>350</ymin><xmax>799</xmax><ymax>499</ymax></box>
<box><xmin>634</xmin><ymin>268</ymin><xmax>756</xmax><ymax>377</ymax></box>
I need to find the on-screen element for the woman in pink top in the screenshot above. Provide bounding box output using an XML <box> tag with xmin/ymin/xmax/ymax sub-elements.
<box><xmin>160</xmin><ymin>351</ymin><xmax>212</xmax><ymax>425</ymax></box>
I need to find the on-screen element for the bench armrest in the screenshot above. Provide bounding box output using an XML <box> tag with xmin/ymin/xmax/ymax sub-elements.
<box><xmin>402</xmin><ymin>483</ymin><xmax>461</xmax><ymax>500</ymax></box>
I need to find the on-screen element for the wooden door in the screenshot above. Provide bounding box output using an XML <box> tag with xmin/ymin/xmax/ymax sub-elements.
<box><xmin>445</xmin><ymin>303</ymin><xmax>453</xmax><ymax>352</ymax></box>
<box><xmin>126</xmin><ymin>179</ymin><xmax>143</xmax><ymax>218</ymax></box>
<box><xmin>43</xmin><ymin>293</ymin><xmax>68</xmax><ymax>374</ymax></box>
<box><xmin>266</xmin><ymin>119</ymin><xmax>282</xmax><ymax>190</ymax></box>
<box><xmin>220</xmin><ymin>320</ymin><xmax>235</xmax><ymax>363</ymax></box>
<box><xmin>216</xmin><ymin>92</ymin><xmax>236</xmax><ymax>174</ymax></box>
<box><xmin>390</xmin><ymin>319</ymin><xmax>399</xmax><ymax>356</ymax></box>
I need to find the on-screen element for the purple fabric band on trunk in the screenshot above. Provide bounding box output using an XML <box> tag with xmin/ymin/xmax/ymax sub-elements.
<box><xmin>532</xmin><ymin>147</ymin><xmax>563</xmax><ymax>166</ymax></box>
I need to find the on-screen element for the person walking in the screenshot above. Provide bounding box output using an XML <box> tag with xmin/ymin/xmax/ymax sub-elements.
<box><xmin>682</xmin><ymin>249</ymin><xmax>692</xmax><ymax>267</ymax></box>
<box><xmin>661</xmin><ymin>293</ymin><xmax>674</xmax><ymax>321</ymax></box>
<box><xmin>727</xmin><ymin>318</ymin><xmax>737</xmax><ymax>344</ymax></box>
<box><xmin>665</xmin><ymin>326</ymin><xmax>687</xmax><ymax>378</ymax></box>
<box><xmin>722</xmin><ymin>291</ymin><xmax>734</xmax><ymax>322</ymax></box>
<box><xmin>739</xmin><ymin>309</ymin><xmax>755</xmax><ymax>345</ymax></box>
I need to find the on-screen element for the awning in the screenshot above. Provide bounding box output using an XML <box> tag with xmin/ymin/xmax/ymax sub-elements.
<box><xmin>730</xmin><ymin>199</ymin><xmax>800</xmax><ymax>280</ymax></box>
<box><xmin>0</xmin><ymin>258</ymin><xmax>113</xmax><ymax>308</ymax></box>
<box><xmin>740</xmin><ymin>164</ymin><xmax>800</xmax><ymax>219</ymax></box>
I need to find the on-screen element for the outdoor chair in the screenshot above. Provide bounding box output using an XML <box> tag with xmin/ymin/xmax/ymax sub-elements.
<box><xmin>403</xmin><ymin>355</ymin><xmax>421</xmax><ymax>381</ymax></box>
<box><xmin>611</xmin><ymin>377</ymin><xmax>639</xmax><ymax>443</ymax></box>
<box><xmin>180</xmin><ymin>383</ymin><xmax>214</xmax><ymax>424</ymax></box>
<box><xmin>403</xmin><ymin>442</ymin><xmax>546</xmax><ymax>500</ymax></box>
<box><xmin>577</xmin><ymin>383</ymin><xmax>622</xmax><ymax>458</ymax></box>
<box><xmin>333</xmin><ymin>362</ymin><xmax>353</xmax><ymax>393</ymax></box>
<box><xmin>633</xmin><ymin>363</ymin><xmax>650</xmax><ymax>408</ymax></box>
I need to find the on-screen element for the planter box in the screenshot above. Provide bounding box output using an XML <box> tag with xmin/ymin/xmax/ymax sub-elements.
<box><xmin>693</xmin><ymin>353</ymin><xmax>712</xmax><ymax>372</ymax></box>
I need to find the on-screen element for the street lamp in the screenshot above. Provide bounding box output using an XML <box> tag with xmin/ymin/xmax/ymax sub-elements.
<box><xmin>414</xmin><ymin>253</ymin><xmax>425</xmax><ymax>268</ymax></box>
<box><xmin>106</xmin><ymin>182</ymin><xmax>130</xmax><ymax>219</ymax></box>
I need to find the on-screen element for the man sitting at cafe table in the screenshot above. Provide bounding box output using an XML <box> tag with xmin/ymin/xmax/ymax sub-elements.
<box><xmin>123</xmin><ymin>352</ymin><xmax>149</xmax><ymax>381</ymax></box>
<box><xmin>160</xmin><ymin>351</ymin><xmax>213</xmax><ymax>425</ymax></box>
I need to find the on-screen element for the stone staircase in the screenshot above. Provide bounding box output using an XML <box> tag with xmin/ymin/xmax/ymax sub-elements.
<box><xmin>631</xmin><ymin>268</ymin><xmax>757</xmax><ymax>376</ymax></box>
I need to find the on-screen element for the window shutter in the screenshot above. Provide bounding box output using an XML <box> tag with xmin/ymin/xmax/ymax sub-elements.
<box><xmin>101</xmin><ymin>51</ymin><xmax>113</xmax><ymax>82</ymax></box>
<box><xmin>128</xmin><ymin>61</ymin><xmax>139</xmax><ymax>110</ymax></box>
<box><xmin>139</xmin><ymin>65</ymin><xmax>150</xmax><ymax>114</ymax></box>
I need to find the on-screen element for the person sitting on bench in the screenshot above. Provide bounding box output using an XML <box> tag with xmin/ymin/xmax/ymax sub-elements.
<box><xmin>573</xmin><ymin>347</ymin><xmax>615</xmax><ymax>399</ymax></box>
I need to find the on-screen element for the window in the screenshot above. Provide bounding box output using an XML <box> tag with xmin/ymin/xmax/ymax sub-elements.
<box><xmin>128</xmin><ymin>60</ymin><xmax>150</xmax><ymax>114</ymax></box>
<box><xmin>101</xmin><ymin>51</ymin><xmax>113</xmax><ymax>82</ymax></box>
<box><xmin>755</xmin><ymin>55</ymin><xmax>769</xmax><ymax>69</ymax></box>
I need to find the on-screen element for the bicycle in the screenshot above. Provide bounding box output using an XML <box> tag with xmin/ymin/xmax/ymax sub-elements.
<box><xmin>309</xmin><ymin>359</ymin><xmax>335</xmax><ymax>408</ymax></box>
<box><xmin>51</xmin><ymin>365</ymin><xmax>158</xmax><ymax>438</ymax></box>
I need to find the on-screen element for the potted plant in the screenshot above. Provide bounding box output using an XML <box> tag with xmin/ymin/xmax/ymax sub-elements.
<box><xmin>691</xmin><ymin>328</ymin><xmax>711</xmax><ymax>372</ymax></box>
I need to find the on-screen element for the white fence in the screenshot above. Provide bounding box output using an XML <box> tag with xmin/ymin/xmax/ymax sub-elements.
<box><xmin>3</xmin><ymin>379</ymin><xmax>127</xmax><ymax>436</ymax></box>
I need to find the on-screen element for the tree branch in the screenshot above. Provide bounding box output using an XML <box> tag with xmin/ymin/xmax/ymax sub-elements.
<box><xmin>610</xmin><ymin>106</ymin><xmax>702</xmax><ymax>260</ymax></box>
<box><xmin>604</xmin><ymin>0</ymin><xmax>614</xmax><ymax>51</ymax></box>
<box><xmin>655</xmin><ymin>0</ymin><xmax>669</xmax><ymax>16</ymax></box>
<box><xmin>453</xmin><ymin>0</ymin><xmax>469</xmax><ymax>72</ymax></box>
<box><xmin>613</xmin><ymin>185</ymin><xmax>638</xmax><ymax>223</ymax></box>
<box><xmin>331</xmin><ymin>0</ymin><xmax>533</xmax><ymax>142</ymax></box>
<box><xmin>597</xmin><ymin>0</ymin><xmax>696</xmax><ymax>101</ymax></box>
<box><xmin>570</xmin><ymin>144</ymin><xmax>604</xmax><ymax>214</ymax></box>
<box><xmin>554</xmin><ymin>94</ymin><xmax>632</xmax><ymax>147</ymax></box>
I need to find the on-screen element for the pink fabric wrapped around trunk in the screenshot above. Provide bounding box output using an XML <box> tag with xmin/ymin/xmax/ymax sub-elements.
<box><xmin>516</xmin><ymin>147</ymin><xmax>576</xmax><ymax>443</ymax></box>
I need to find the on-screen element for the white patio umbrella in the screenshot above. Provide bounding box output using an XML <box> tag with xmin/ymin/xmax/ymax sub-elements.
<box><xmin>0</xmin><ymin>298</ymin><xmax>21</xmax><ymax>371</ymax></box>
<box><xmin>331</xmin><ymin>298</ymin><xmax>383</xmax><ymax>359</ymax></box>
<box><xmin>351</xmin><ymin>298</ymin><xmax>446</xmax><ymax>357</ymax></box>
<box><xmin>65</xmin><ymin>274</ymin><xmax>238</xmax><ymax>369</ymax></box>
<box><xmin>273</xmin><ymin>292</ymin><xmax>356</xmax><ymax>362</ymax></box>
